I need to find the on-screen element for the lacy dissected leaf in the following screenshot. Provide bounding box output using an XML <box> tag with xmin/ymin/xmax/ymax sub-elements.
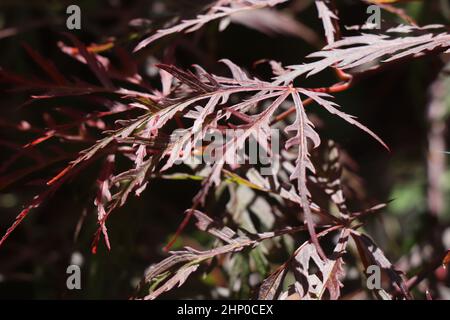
<box><xmin>315</xmin><ymin>0</ymin><xmax>339</xmax><ymax>45</ymax></box>
<box><xmin>286</xmin><ymin>90</ymin><xmax>324</xmax><ymax>258</ymax></box>
<box><xmin>46</xmin><ymin>113</ymin><xmax>153</xmax><ymax>185</ymax></box>
<box><xmin>351</xmin><ymin>231</ymin><xmax>411</xmax><ymax>299</ymax></box>
<box><xmin>278</xmin><ymin>30</ymin><xmax>450</xmax><ymax>83</ymax></box>
<box><xmin>223</xmin><ymin>168</ymin><xmax>342</xmax><ymax>230</ymax></box>
<box><xmin>1</xmin><ymin>51</ymin><xmax>390</xmax><ymax>263</ymax></box>
<box><xmin>288</xmin><ymin>228</ymin><xmax>349</xmax><ymax>300</ymax></box>
<box><xmin>3</xmin><ymin>0</ymin><xmax>447</xmax><ymax>302</ymax></box>
<box><xmin>93</xmin><ymin>154</ymin><xmax>115</xmax><ymax>251</ymax></box>
<box><xmin>258</xmin><ymin>226</ymin><xmax>348</xmax><ymax>300</ymax></box>
<box><xmin>153</xmin><ymin>61</ymin><xmax>287</xmax><ymax>209</ymax></box>
<box><xmin>134</xmin><ymin>0</ymin><xmax>289</xmax><ymax>52</ymax></box>
<box><xmin>143</xmin><ymin>263</ymin><xmax>200</xmax><ymax>300</ymax></box>
<box><xmin>298</xmin><ymin>89</ymin><xmax>388</xmax><ymax>150</ymax></box>
<box><xmin>0</xmin><ymin>147</ymin><xmax>107</xmax><ymax>247</ymax></box>
<box><xmin>91</xmin><ymin>155</ymin><xmax>159</xmax><ymax>253</ymax></box>
<box><xmin>1</xmin><ymin>92</ymin><xmax>163</xmax><ymax>250</ymax></box>
<box><xmin>138</xmin><ymin>210</ymin><xmax>306</xmax><ymax>299</ymax></box>
<box><xmin>317</xmin><ymin>228</ymin><xmax>349</xmax><ymax>299</ymax></box>
<box><xmin>155</xmin><ymin>61</ymin><xmax>284</xmax><ymax>174</ymax></box>
<box><xmin>157</xmin><ymin>59</ymin><xmax>389</xmax><ymax>253</ymax></box>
